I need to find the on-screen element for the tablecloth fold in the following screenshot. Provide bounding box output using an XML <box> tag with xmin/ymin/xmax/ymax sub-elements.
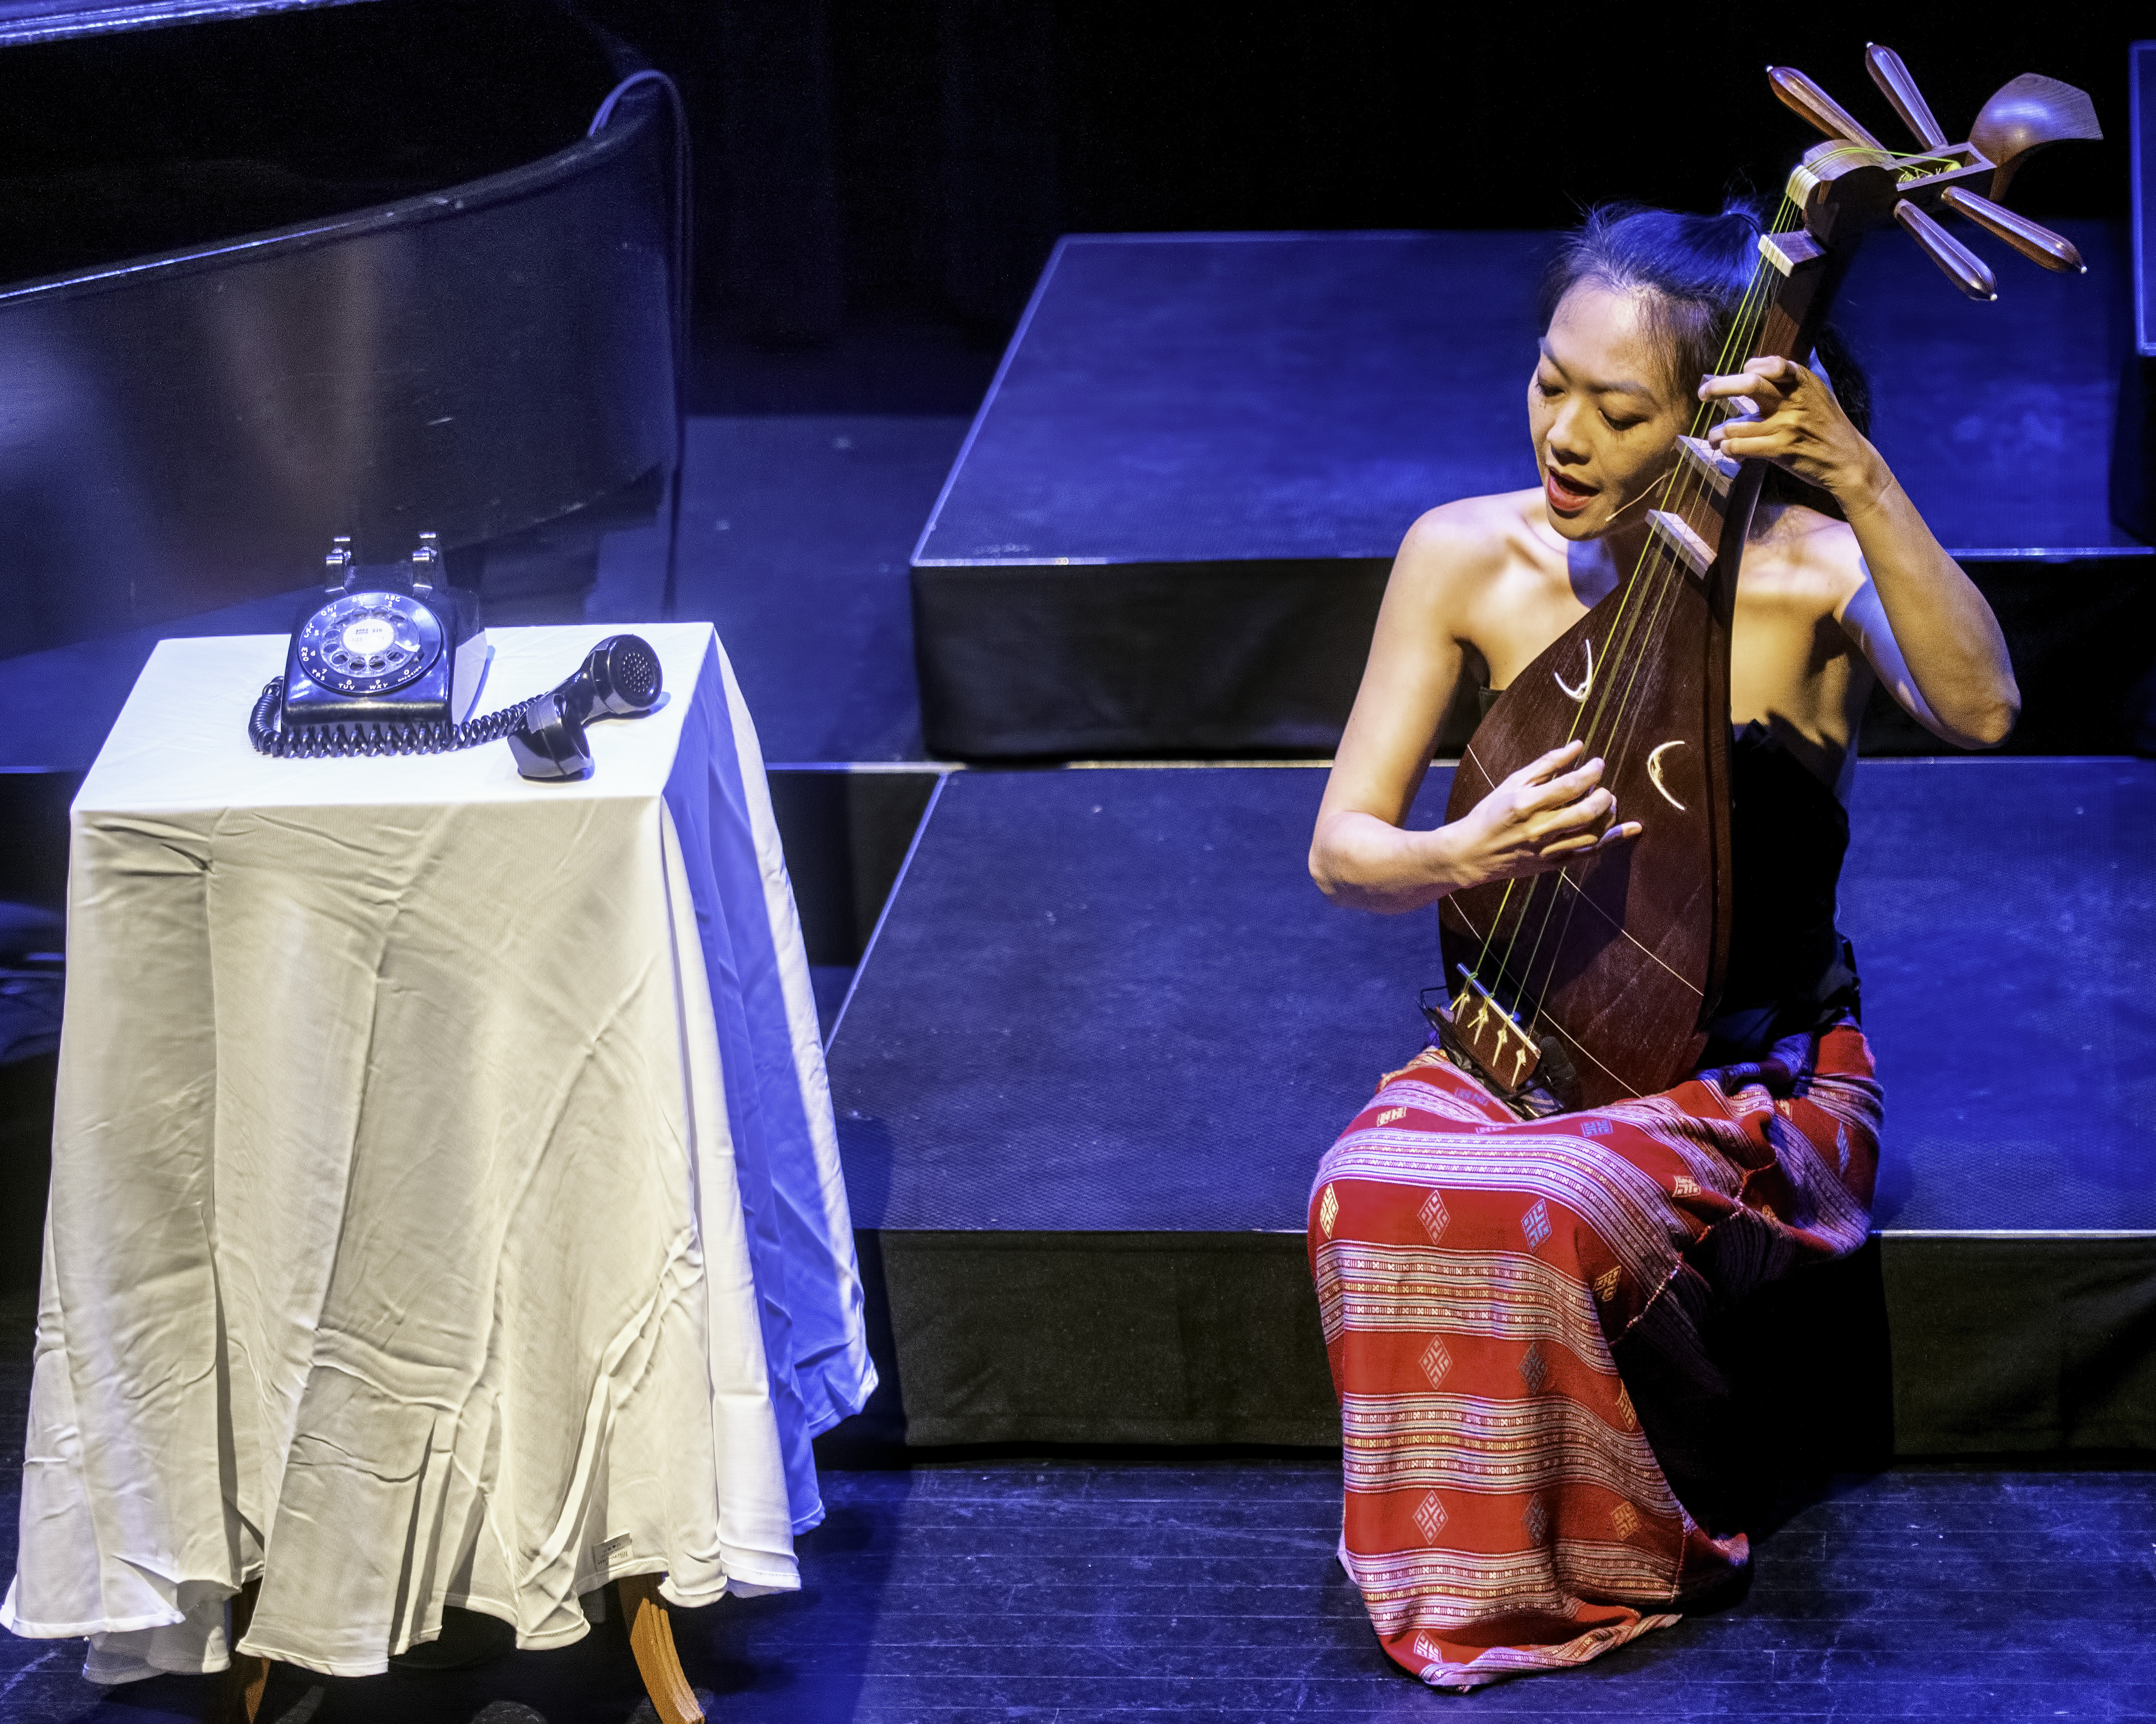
<box><xmin>1</xmin><ymin>624</ymin><xmax>873</xmax><ymax>1680</ymax></box>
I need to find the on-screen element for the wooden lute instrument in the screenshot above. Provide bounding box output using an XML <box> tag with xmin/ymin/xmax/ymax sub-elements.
<box><xmin>1436</xmin><ymin>46</ymin><xmax>2100</xmax><ymax>1113</ymax></box>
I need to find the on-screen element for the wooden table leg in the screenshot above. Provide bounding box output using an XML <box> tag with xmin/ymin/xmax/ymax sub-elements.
<box><xmin>212</xmin><ymin>1577</ymin><xmax>271</xmax><ymax>1724</ymax></box>
<box><xmin>209</xmin><ymin>1573</ymin><xmax>704</xmax><ymax>1722</ymax></box>
<box><xmin>618</xmin><ymin>1573</ymin><xmax>706</xmax><ymax>1724</ymax></box>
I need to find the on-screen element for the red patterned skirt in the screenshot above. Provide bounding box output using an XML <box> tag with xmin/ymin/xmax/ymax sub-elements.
<box><xmin>1308</xmin><ymin>1020</ymin><xmax>1880</xmax><ymax>1688</ymax></box>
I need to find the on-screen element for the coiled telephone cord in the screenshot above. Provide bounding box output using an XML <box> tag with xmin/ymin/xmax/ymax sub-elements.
<box><xmin>248</xmin><ymin>677</ymin><xmax>543</xmax><ymax>758</ymax></box>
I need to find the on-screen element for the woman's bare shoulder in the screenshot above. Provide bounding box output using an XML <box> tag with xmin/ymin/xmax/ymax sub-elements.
<box><xmin>1745</xmin><ymin>502</ymin><xmax>1869</xmax><ymax>604</ymax></box>
<box><xmin>1393</xmin><ymin>489</ymin><xmax>1546</xmax><ymax>592</ymax></box>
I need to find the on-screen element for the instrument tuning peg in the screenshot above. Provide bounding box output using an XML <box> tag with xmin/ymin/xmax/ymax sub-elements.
<box><xmin>1972</xmin><ymin>73</ymin><xmax>2102</xmax><ymax>202</ymax></box>
<box><xmin>1938</xmin><ymin>187</ymin><xmax>2085</xmax><ymax>273</ymax></box>
<box><xmin>1864</xmin><ymin>45</ymin><xmax>1948</xmax><ymax>151</ymax></box>
<box><xmin>1895</xmin><ymin>200</ymin><xmax>1998</xmax><ymax>301</ymax></box>
<box><xmin>1769</xmin><ymin>65</ymin><xmax>1886</xmax><ymax>151</ymax></box>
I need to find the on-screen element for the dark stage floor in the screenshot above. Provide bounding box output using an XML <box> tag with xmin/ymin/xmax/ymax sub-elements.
<box><xmin>0</xmin><ymin>1437</ymin><xmax>2148</xmax><ymax>1720</ymax></box>
<box><xmin>0</xmin><ymin>1269</ymin><xmax>2148</xmax><ymax>1724</ymax></box>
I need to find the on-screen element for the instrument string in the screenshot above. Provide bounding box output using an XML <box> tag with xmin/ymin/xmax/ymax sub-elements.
<box><xmin>1462</xmin><ymin>150</ymin><xmax>1939</xmax><ymax>1089</ymax></box>
<box><xmin>1507</xmin><ymin>195</ymin><xmax>1802</xmax><ymax>1043</ymax></box>
<box><xmin>1465</xmin><ymin>412</ymin><xmax>1720</xmax><ymax>1007</ymax></box>
<box><xmin>1456</xmin><ymin>464</ymin><xmax>1675</xmax><ymax>997</ymax></box>
<box><xmin>1583</xmin><ymin>195</ymin><xmax>1801</xmax><ymax>791</ymax></box>
<box><xmin>1476</xmin><ymin>232</ymin><xmax>1782</xmax><ymax>1011</ymax></box>
<box><xmin>1458</xmin><ymin>235</ymin><xmax>1770</xmax><ymax>999</ymax></box>
<box><xmin>1588</xmin><ymin>155</ymin><xmax>1869</xmax><ymax>773</ymax></box>
<box><xmin>1579</xmin><ymin>208</ymin><xmax>1790</xmax><ymax>776</ymax></box>
<box><xmin>1505</xmin><ymin>209</ymin><xmax>1791</xmax><ymax>1019</ymax></box>
<box><xmin>1544</xmin><ymin>163</ymin><xmax>1886</xmax><ymax>1039</ymax></box>
<box><xmin>1466</xmin><ymin>191</ymin><xmax>1803</xmax><ymax>1059</ymax></box>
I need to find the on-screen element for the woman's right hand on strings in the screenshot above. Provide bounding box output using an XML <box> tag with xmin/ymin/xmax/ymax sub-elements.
<box><xmin>1442</xmin><ymin>739</ymin><xmax>1640</xmax><ymax>889</ymax></box>
<box><xmin>1310</xmin><ymin>498</ymin><xmax>1647</xmax><ymax>914</ymax></box>
<box><xmin>1310</xmin><ymin>739</ymin><xmax>1639</xmax><ymax>912</ymax></box>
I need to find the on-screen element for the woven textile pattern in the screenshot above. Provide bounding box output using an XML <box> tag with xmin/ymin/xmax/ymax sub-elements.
<box><xmin>1309</xmin><ymin>1021</ymin><xmax>1880</xmax><ymax>1689</ymax></box>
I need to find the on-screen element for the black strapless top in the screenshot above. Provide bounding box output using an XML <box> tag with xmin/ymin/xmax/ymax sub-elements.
<box><xmin>1475</xmin><ymin>691</ymin><xmax>1858</xmax><ymax>1062</ymax></box>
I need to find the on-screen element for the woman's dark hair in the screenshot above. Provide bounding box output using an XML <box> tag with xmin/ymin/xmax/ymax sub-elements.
<box><xmin>1539</xmin><ymin>200</ymin><xmax>1871</xmax><ymax>514</ymax></box>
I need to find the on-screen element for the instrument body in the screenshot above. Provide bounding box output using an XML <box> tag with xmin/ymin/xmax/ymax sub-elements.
<box><xmin>1438</xmin><ymin>524</ymin><xmax>1733</xmax><ymax>1107</ymax></box>
<box><xmin>1434</xmin><ymin>53</ymin><xmax>2098</xmax><ymax>1113</ymax></box>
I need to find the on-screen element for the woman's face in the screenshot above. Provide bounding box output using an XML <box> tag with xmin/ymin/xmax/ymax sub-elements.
<box><xmin>1527</xmin><ymin>281</ymin><xmax>1687</xmax><ymax>542</ymax></box>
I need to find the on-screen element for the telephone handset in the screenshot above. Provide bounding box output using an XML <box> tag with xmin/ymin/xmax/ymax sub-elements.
<box><xmin>248</xmin><ymin>533</ymin><xmax>663</xmax><ymax>782</ymax></box>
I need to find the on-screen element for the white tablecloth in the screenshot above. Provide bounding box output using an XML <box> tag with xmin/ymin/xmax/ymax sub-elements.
<box><xmin>1</xmin><ymin>623</ymin><xmax>874</xmax><ymax>1679</ymax></box>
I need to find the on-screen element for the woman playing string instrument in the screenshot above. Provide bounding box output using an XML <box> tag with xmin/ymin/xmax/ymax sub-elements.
<box><xmin>1304</xmin><ymin>203</ymin><xmax>2017</xmax><ymax>1687</ymax></box>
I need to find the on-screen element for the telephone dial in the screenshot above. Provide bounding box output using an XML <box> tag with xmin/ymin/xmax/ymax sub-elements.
<box><xmin>248</xmin><ymin>534</ymin><xmax>662</xmax><ymax>782</ymax></box>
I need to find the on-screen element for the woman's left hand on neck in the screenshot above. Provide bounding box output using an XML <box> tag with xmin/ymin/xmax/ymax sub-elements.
<box><xmin>1700</xmin><ymin>354</ymin><xmax>1890</xmax><ymax>511</ymax></box>
<box><xmin>1702</xmin><ymin>355</ymin><xmax>2018</xmax><ymax>750</ymax></box>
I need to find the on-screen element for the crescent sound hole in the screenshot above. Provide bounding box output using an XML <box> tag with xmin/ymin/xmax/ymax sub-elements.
<box><xmin>1647</xmin><ymin>740</ymin><xmax>1689</xmax><ymax>810</ymax></box>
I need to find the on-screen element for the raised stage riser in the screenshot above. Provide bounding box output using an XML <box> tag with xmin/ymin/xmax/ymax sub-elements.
<box><xmin>914</xmin><ymin>558</ymin><xmax>2156</xmax><ymax>760</ymax></box>
<box><xmin>846</xmin><ymin>1230</ymin><xmax>2154</xmax><ymax>1459</ymax></box>
<box><xmin>826</xmin><ymin>761</ymin><xmax>2156</xmax><ymax>1457</ymax></box>
<box><xmin>913</xmin><ymin>227</ymin><xmax>2151</xmax><ymax>759</ymax></box>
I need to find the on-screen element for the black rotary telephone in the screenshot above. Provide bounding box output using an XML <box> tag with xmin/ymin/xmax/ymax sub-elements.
<box><xmin>248</xmin><ymin>534</ymin><xmax>664</xmax><ymax>782</ymax></box>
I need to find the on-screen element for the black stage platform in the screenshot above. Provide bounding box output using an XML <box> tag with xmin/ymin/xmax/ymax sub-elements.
<box><xmin>826</xmin><ymin>760</ymin><xmax>2156</xmax><ymax>1454</ymax></box>
<box><xmin>912</xmin><ymin>225</ymin><xmax>2153</xmax><ymax>758</ymax></box>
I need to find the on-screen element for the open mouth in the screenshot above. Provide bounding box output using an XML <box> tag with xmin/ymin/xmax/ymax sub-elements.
<box><xmin>1544</xmin><ymin>467</ymin><xmax>1599</xmax><ymax>514</ymax></box>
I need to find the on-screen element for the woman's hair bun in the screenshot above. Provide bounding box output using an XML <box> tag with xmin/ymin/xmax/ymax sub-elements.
<box><xmin>1537</xmin><ymin>198</ymin><xmax>1871</xmax><ymax>515</ymax></box>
